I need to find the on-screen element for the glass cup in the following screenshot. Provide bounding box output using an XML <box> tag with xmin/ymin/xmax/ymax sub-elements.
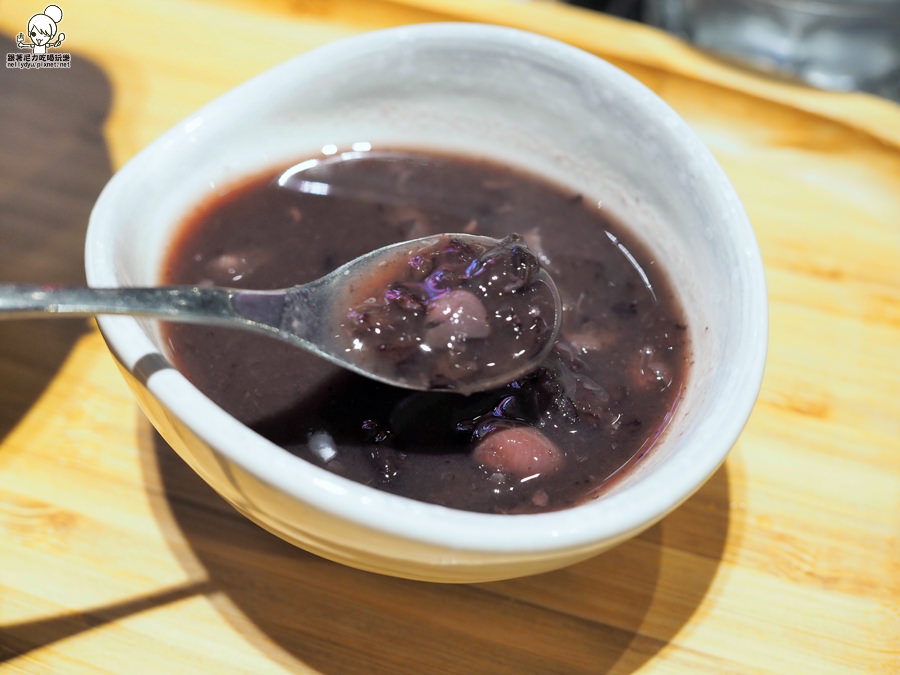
<box><xmin>645</xmin><ymin>0</ymin><xmax>900</xmax><ymax>100</ymax></box>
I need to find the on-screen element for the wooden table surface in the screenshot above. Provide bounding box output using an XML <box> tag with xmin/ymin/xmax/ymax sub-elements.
<box><xmin>1</xmin><ymin>1</ymin><xmax>898</xmax><ymax>672</ymax></box>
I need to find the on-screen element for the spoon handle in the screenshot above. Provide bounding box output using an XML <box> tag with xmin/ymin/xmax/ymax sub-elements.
<box><xmin>0</xmin><ymin>284</ymin><xmax>286</xmax><ymax>332</ymax></box>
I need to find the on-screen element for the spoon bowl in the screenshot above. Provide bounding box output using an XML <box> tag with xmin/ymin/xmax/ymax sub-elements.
<box><xmin>0</xmin><ymin>233</ymin><xmax>560</xmax><ymax>394</ymax></box>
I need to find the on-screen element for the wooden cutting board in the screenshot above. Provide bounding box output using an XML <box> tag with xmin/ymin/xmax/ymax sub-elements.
<box><xmin>1</xmin><ymin>1</ymin><xmax>898</xmax><ymax>672</ymax></box>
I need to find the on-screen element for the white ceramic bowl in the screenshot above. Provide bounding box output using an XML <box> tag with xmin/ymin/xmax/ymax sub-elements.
<box><xmin>85</xmin><ymin>23</ymin><xmax>767</xmax><ymax>583</ymax></box>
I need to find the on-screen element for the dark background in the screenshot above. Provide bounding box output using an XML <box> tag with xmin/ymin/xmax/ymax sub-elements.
<box><xmin>567</xmin><ymin>0</ymin><xmax>645</xmax><ymax>21</ymax></box>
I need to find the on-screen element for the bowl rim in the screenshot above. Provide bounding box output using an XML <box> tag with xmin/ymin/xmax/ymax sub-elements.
<box><xmin>85</xmin><ymin>22</ymin><xmax>768</xmax><ymax>555</ymax></box>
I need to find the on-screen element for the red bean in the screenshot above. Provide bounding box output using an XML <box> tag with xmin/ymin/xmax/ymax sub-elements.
<box><xmin>204</xmin><ymin>249</ymin><xmax>269</xmax><ymax>283</ymax></box>
<box><xmin>630</xmin><ymin>345</ymin><xmax>674</xmax><ymax>392</ymax></box>
<box><xmin>563</xmin><ymin>326</ymin><xmax>618</xmax><ymax>352</ymax></box>
<box><xmin>472</xmin><ymin>426</ymin><xmax>564</xmax><ymax>478</ymax></box>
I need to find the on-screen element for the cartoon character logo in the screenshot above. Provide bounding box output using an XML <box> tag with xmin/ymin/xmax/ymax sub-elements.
<box><xmin>16</xmin><ymin>5</ymin><xmax>65</xmax><ymax>55</ymax></box>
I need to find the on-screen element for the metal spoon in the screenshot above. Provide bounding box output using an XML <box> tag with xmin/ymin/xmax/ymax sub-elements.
<box><xmin>0</xmin><ymin>234</ymin><xmax>560</xmax><ymax>394</ymax></box>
